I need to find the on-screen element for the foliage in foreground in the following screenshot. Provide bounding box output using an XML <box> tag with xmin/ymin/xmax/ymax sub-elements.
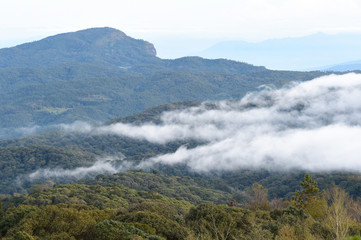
<box><xmin>1</xmin><ymin>174</ymin><xmax>361</xmax><ymax>239</ymax></box>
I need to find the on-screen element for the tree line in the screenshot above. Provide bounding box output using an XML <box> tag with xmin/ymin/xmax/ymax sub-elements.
<box><xmin>1</xmin><ymin>173</ymin><xmax>361</xmax><ymax>239</ymax></box>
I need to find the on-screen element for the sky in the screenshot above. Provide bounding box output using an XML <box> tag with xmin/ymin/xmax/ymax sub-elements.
<box><xmin>1</xmin><ymin>0</ymin><xmax>361</xmax><ymax>58</ymax></box>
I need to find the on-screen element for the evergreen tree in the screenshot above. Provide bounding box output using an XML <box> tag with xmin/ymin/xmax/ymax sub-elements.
<box><xmin>292</xmin><ymin>173</ymin><xmax>327</xmax><ymax>220</ymax></box>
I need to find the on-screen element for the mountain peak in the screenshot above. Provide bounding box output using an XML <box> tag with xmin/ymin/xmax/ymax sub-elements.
<box><xmin>44</xmin><ymin>27</ymin><xmax>128</xmax><ymax>45</ymax></box>
<box><xmin>0</xmin><ymin>27</ymin><xmax>158</xmax><ymax>68</ymax></box>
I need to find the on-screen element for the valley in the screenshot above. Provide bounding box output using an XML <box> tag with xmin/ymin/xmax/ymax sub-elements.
<box><xmin>1</xmin><ymin>28</ymin><xmax>361</xmax><ymax>240</ymax></box>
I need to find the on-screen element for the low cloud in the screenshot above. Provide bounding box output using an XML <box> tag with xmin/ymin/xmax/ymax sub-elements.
<box><xmin>91</xmin><ymin>73</ymin><xmax>361</xmax><ymax>172</ymax></box>
<box><xmin>0</xmin><ymin>121</ymin><xmax>94</xmax><ymax>140</ymax></box>
<box><xmin>28</xmin><ymin>156</ymin><xmax>132</xmax><ymax>181</ymax></box>
<box><xmin>22</xmin><ymin>73</ymin><xmax>361</xmax><ymax>174</ymax></box>
<box><xmin>58</xmin><ymin>121</ymin><xmax>94</xmax><ymax>133</ymax></box>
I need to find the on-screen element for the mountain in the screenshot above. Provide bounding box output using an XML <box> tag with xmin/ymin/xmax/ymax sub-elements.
<box><xmin>198</xmin><ymin>33</ymin><xmax>361</xmax><ymax>70</ymax></box>
<box><xmin>2</xmin><ymin>29</ymin><xmax>361</xmax><ymax>240</ymax></box>
<box><xmin>322</xmin><ymin>59</ymin><xmax>361</xmax><ymax>72</ymax></box>
<box><xmin>0</xmin><ymin>27</ymin><xmax>159</xmax><ymax>68</ymax></box>
<box><xmin>0</xmin><ymin>27</ymin><xmax>326</xmax><ymax>138</ymax></box>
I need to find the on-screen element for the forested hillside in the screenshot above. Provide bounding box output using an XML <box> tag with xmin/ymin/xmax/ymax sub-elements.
<box><xmin>1</xmin><ymin>27</ymin><xmax>361</xmax><ymax>240</ymax></box>
<box><xmin>0</xmin><ymin>27</ymin><xmax>326</xmax><ymax>135</ymax></box>
<box><xmin>2</xmin><ymin>89</ymin><xmax>361</xmax><ymax>240</ymax></box>
<box><xmin>1</xmin><ymin>173</ymin><xmax>361</xmax><ymax>239</ymax></box>
<box><xmin>2</xmin><ymin>102</ymin><xmax>361</xmax><ymax>202</ymax></box>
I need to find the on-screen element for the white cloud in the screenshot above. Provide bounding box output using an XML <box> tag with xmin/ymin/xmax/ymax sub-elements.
<box><xmin>25</xmin><ymin>73</ymin><xmax>361</xmax><ymax>177</ymax></box>
<box><xmin>84</xmin><ymin>73</ymin><xmax>361</xmax><ymax>172</ymax></box>
<box><xmin>28</xmin><ymin>156</ymin><xmax>130</xmax><ymax>180</ymax></box>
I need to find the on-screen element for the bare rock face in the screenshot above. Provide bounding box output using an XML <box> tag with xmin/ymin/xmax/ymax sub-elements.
<box><xmin>144</xmin><ymin>42</ymin><xmax>157</xmax><ymax>56</ymax></box>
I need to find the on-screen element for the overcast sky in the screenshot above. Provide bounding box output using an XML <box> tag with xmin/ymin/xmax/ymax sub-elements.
<box><xmin>1</xmin><ymin>0</ymin><xmax>361</xmax><ymax>57</ymax></box>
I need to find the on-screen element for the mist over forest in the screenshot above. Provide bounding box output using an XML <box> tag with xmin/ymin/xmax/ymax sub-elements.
<box><xmin>1</xmin><ymin>27</ymin><xmax>361</xmax><ymax>240</ymax></box>
<box><xmin>28</xmin><ymin>73</ymin><xmax>361</xmax><ymax>175</ymax></box>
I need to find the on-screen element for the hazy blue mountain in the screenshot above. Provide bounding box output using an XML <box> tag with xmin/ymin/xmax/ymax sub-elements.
<box><xmin>198</xmin><ymin>33</ymin><xmax>361</xmax><ymax>70</ymax></box>
<box><xmin>322</xmin><ymin>59</ymin><xmax>361</xmax><ymax>72</ymax></box>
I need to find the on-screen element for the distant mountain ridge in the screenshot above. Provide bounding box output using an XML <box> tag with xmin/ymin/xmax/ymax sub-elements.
<box><xmin>198</xmin><ymin>33</ymin><xmax>361</xmax><ymax>70</ymax></box>
<box><xmin>322</xmin><ymin>59</ymin><xmax>361</xmax><ymax>72</ymax></box>
<box><xmin>0</xmin><ymin>27</ymin><xmax>325</xmax><ymax>137</ymax></box>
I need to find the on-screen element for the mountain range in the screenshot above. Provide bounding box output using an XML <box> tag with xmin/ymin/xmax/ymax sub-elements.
<box><xmin>321</xmin><ymin>59</ymin><xmax>361</xmax><ymax>72</ymax></box>
<box><xmin>2</xmin><ymin>28</ymin><xmax>361</xmax><ymax>240</ymax></box>
<box><xmin>198</xmin><ymin>33</ymin><xmax>361</xmax><ymax>71</ymax></box>
<box><xmin>0</xmin><ymin>27</ymin><xmax>325</xmax><ymax>138</ymax></box>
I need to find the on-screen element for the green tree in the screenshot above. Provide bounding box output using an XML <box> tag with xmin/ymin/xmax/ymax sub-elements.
<box><xmin>292</xmin><ymin>173</ymin><xmax>327</xmax><ymax>220</ymax></box>
<box><xmin>326</xmin><ymin>186</ymin><xmax>355</xmax><ymax>240</ymax></box>
<box><xmin>185</xmin><ymin>203</ymin><xmax>241</xmax><ymax>240</ymax></box>
<box><xmin>3</xmin><ymin>204</ymin><xmax>110</xmax><ymax>239</ymax></box>
<box><xmin>0</xmin><ymin>205</ymin><xmax>38</xmax><ymax>237</ymax></box>
<box><xmin>93</xmin><ymin>220</ymin><xmax>163</xmax><ymax>240</ymax></box>
<box><xmin>117</xmin><ymin>211</ymin><xmax>188</xmax><ymax>240</ymax></box>
<box><xmin>247</xmin><ymin>183</ymin><xmax>270</xmax><ymax>211</ymax></box>
<box><xmin>275</xmin><ymin>224</ymin><xmax>296</xmax><ymax>240</ymax></box>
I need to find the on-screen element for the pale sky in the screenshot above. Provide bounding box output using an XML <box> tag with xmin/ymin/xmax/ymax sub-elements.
<box><xmin>1</xmin><ymin>0</ymin><xmax>361</xmax><ymax>57</ymax></box>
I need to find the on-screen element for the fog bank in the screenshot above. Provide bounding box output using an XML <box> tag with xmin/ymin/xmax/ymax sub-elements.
<box><xmin>29</xmin><ymin>73</ymin><xmax>361</xmax><ymax>173</ymax></box>
<box><xmin>95</xmin><ymin>73</ymin><xmax>361</xmax><ymax>172</ymax></box>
